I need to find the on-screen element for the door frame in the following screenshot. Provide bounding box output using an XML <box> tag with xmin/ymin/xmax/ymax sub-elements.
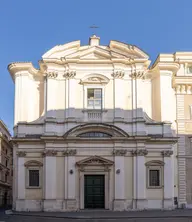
<box><xmin>80</xmin><ymin>171</ymin><xmax>109</xmax><ymax>209</ymax></box>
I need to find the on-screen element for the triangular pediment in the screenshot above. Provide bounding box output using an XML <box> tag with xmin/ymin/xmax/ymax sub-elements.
<box><xmin>65</xmin><ymin>46</ymin><xmax>126</xmax><ymax>60</ymax></box>
<box><xmin>76</xmin><ymin>156</ymin><xmax>114</xmax><ymax>166</ymax></box>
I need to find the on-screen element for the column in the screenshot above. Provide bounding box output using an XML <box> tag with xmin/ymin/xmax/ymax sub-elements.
<box><xmin>64</xmin><ymin>71</ymin><xmax>76</xmax><ymax>119</ymax></box>
<box><xmin>111</xmin><ymin>71</ymin><xmax>125</xmax><ymax>119</ymax></box>
<box><xmin>64</xmin><ymin>149</ymin><xmax>77</xmax><ymax>210</ymax></box>
<box><xmin>133</xmin><ymin>149</ymin><xmax>148</xmax><ymax>209</ymax></box>
<box><xmin>44</xmin><ymin>150</ymin><xmax>57</xmax><ymax>211</ymax></box>
<box><xmin>113</xmin><ymin>149</ymin><xmax>127</xmax><ymax>210</ymax></box>
<box><xmin>16</xmin><ymin>151</ymin><xmax>26</xmax><ymax>211</ymax></box>
<box><xmin>162</xmin><ymin>150</ymin><xmax>174</xmax><ymax>209</ymax></box>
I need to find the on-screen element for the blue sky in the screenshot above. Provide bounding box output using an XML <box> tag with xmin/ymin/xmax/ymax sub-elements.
<box><xmin>1</xmin><ymin>0</ymin><xmax>192</xmax><ymax>134</ymax></box>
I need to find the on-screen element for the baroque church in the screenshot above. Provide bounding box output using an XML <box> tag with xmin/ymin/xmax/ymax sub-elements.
<box><xmin>8</xmin><ymin>35</ymin><xmax>192</xmax><ymax>211</ymax></box>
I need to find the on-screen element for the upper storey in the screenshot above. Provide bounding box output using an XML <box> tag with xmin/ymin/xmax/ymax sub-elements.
<box><xmin>8</xmin><ymin>35</ymin><xmax>151</xmax><ymax>81</ymax></box>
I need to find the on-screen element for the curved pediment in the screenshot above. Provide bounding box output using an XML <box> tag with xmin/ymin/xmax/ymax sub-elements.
<box><xmin>80</xmin><ymin>74</ymin><xmax>110</xmax><ymax>85</ymax></box>
<box><xmin>63</xmin><ymin>123</ymin><xmax>129</xmax><ymax>138</ymax></box>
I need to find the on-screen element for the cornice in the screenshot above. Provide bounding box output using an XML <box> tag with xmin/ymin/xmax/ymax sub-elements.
<box><xmin>8</xmin><ymin>62</ymin><xmax>40</xmax><ymax>82</ymax></box>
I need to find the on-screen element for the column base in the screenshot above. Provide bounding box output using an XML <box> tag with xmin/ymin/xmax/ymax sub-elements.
<box><xmin>43</xmin><ymin>199</ymin><xmax>63</xmax><ymax>212</ymax></box>
<box><xmin>133</xmin><ymin>199</ymin><xmax>147</xmax><ymax>210</ymax></box>
<box><xmin>113</xmin><ymin>199</ymin><xmax>126</xmax><ymax>211</ymax></box>
<box><xmin>16</xmin><ymin>199</ymin><xmax>42</xmax><ymax>211</ymax></box>
<box><xmin>163</xmin><ymin>198</ymin><xmax>174</xmax><ymax>209</ymax></box>
<box><xmin>66</xmin><ymin>199</ymin><xmax>77</xmax><ymax>211</ymax></box>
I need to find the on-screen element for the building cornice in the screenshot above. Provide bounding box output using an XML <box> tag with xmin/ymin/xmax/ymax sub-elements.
<box><xmin>7</xmin><ymin>62</ymin><xmax>41</xmax><ymax>82</ymax></box>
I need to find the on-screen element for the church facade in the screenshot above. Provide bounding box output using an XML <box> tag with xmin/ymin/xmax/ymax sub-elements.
<box><xmin>8</xmin><ymin>35</ymin><xmax>192</xmax><ymax>211</ymax></box>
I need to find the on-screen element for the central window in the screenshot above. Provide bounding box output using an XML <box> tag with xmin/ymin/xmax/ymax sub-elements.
<box><xmin>87</xmin><ymin>88</ymin><xmax>102</xmax><ymax>109</ymax></box>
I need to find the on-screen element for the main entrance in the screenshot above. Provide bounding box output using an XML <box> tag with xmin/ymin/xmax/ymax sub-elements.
<box><xmin>84</xmin><ymin>175</ymin><xmax>105</xmax><ymax>209</ymax></box>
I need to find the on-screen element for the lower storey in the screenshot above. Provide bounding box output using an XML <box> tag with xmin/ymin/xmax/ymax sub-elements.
<box><xmin>15</xmin><ymin>199</ymin><xmax>175</xmax><ymax>212</ymax></box>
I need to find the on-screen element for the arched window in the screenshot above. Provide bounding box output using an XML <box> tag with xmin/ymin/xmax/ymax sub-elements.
<box><xmin>78</xmin><ymin>132</ymin><xmax>112</xmax><ymax>138</ymax></box>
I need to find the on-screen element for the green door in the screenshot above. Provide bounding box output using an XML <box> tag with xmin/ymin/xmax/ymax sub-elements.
<box><xmin>84</xmin><ymin>175</ymin><xmax>105</xmax><ymax>209</ymax></box>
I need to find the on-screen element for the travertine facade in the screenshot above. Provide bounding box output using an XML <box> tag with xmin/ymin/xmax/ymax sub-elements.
<box><xmin>8</xmin><ymin>35</ymin><xmax>192</xmax><ymax>211</ymax></box>
<box><xmin>0</xmin><ymin>120</ymin><xmax>12</xmax><ymax>207</ymax></box>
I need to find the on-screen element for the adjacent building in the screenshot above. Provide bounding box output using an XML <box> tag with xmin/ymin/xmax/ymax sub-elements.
<box><xmin>0</xmin><ymin>120</ymin><xmax>12</xmax><ymax>207</ymax></box>
<box><xmin>8</xmin><ymin>35</ymin><xmax>192</xmax><ymax>211</ymax></box>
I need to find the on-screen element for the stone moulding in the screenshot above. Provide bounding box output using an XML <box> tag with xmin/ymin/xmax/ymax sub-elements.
<box><xmin>161</xmin><ymin>150</ymin><xmax>173</xmax><ymax>157</ymax></box>
<box><xmin>112</xmin><ymin>149</ymin><xmax>127</xmax><ymax>156</ymax></box>
<box><xmin>42</xmin><ymin>150</ymin><xmax>57</xmax><ymax>157</ymax></box>
<box><xmin>131</xmin><ymin>149</ymin><xmax>148</xmax><ymax>156</ymax></box>
<box><xmin>62</xmin><ymin>149</ymin><xmax>77</xmax><ymax>156</ymax></box>
<box><xmin>17</xmin><ymin>151</ymin><xmax>26</xmax><ymax>157</ymax></box>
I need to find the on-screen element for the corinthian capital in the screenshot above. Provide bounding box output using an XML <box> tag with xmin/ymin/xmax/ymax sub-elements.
<box><xmin>130</xmin><ymin>71</ymin><xmax>144</xmax><ymax>79</ymax></box>
<box><xmin>62</xmin><ymin>149</ymin><xmax>77</xmax><ymax>156</ymax></box>
<box><xmin>161</xmin><ymin>150</ymin><xmax>173</xmax><ymax>157</ymax></box>
<box><xmin>17</xmin><ymin>151</ymin><xmax>26</xmax><ymax>157</ymax></box>
<box><xmin>111</xmin><ymin>71</ymin><xmax>125</xmax><ymax>79</ymax></box>
<box><xmin>132</xmin><ymin>149</ymin><xmax>148</xmax><ymax>156</ymax></box>
<box><xmin>46</xmin><ymin>71</ymin><xmax>58</xmax><ymax>78</ymax></box>
<box><xmin>42</xmin><ymin>150</ymin><xmax>57</xmax><ymax>157</ymax></box>
<box><xmin>63</xmin><ymin>71</ymin><xmax>76</xmax><ymax>79</ymax></box>
<box><xmin>112</xmin><ymin>149</ymin><xmax>127</xmax><ymax>156</ymax></box>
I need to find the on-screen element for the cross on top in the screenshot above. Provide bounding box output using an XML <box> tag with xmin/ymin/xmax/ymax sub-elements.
<box><xmin>89</xmin><ymin>24</ymin><xmax>99</xmax><ymax>35</ymax></box>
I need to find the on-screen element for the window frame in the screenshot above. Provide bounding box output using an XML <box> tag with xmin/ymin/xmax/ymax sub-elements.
<box><xmin>84</xmin><ymin>85</ymin><xmax>105</xmax><ymax>110</ymax></box>
<box><xmin>26</xmin><ymin>167</ymin><xmax>41</xmax><ymax>189</ymax></box>
<box><xmin>146</xmin><ymin>161</ymin><xmax>164</xmax><ymax>189</ymax></box>
<box><xmin>24</xmin><ymin>161</ymin><xmax>43</xmax><ymax>189</ymax></box>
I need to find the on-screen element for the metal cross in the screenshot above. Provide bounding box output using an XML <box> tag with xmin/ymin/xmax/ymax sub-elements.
<box><xmin>89</xmin><ymin>24</ymin><xmax>99</xmax><ymax>35</ymax></box>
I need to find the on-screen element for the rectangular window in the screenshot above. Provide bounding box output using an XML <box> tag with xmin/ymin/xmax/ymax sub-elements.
<box><xmin>87</xmin><ymin>88</ymin><xmax>102</xmax><ymax>109</ymax></box>
<box><xmin>149</xmin><ymin>169</ymin><xmax>160</xmax><ymax>187</ymax></box>
<box><xmin>29</xmin><ymin>170</ymin><xmax>40</xmax><ymax>187</ymax></box>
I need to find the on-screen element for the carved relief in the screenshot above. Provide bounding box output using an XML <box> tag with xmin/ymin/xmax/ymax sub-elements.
<box><xmin>111</xmin><ymin>71</ymin><xmax>125</xmax><ymax>79</ymax></box>
<box><xmin>62</xmin><ymin>149</ymin><xmax>77</xmax><ymax>156</ymax></box>
<box><xmin>17</xmin><ymin>151</ymin><xmax>26</xmax><ymax>157</ymax></box>
<box><xmin>112</xmin><ymin>149</ymin><xmax>127</xmax><ymax>156</ymax></box>
<box><xmin>161</xmin><ymin>150</ymin><xmax>173</xmax><ymax>157</ymax></box>
<box><xmin>63</xmin><ymin>71</ymin><xmax>76</xmax><ymax>79</ymax></box>
<box><xmin>42</xmin><ymin>150</ymin><xmax>57</xmax><ymax>157</ymax></box>
<box><xmin>132</xmin><ymin>149</ymin><xmax>148</xmax><ymax>156</ymax></box>
<box><xmin>46</xmin><ymin>71</ymin><xmax>58</xmax><ymax>78</ymax></box>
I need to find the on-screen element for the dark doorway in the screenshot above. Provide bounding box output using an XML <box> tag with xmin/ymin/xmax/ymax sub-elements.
<box><xmin>84</xmin><ymin>175</ymin><xmax>105</xmax><ymax>209</ymax></box>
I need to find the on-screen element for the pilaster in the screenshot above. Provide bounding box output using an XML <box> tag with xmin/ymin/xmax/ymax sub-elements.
<box><xmin>46</xmin><ymin>71</ymin><xmax>58</xmax><ymax>118</ymax></box>
<box><xmin>162</xmin><ymin>150</ymin><xmax>174</xmax><ymax>209</ymax></box>
<box><xmin>63</xmin><ymin>149</ymin><xmax>77</xmax><ymax>210</ymax></box>
<box><xmin>132</xmin><ymin>148</ymin><xmax>148</xmax><ymax>209</ymax></box>
<box><xmin>176</xmin><ymin>93</ymin><xmax>187</xmax><ymax>207</ymax></box>
<box><xmin>64</xmin><ymin>71</ymin><xmax>76</xmax><ymax>120</ymax></box>
<box><xmin>111</xmin><ymin>71</ymin><xmax>125</xmax><ymax>120</ymax></box>
<box><xmin>113</xmin><ymin>149</ymin><xmax>127</xmax><ymax>210</ymax></box>
<box><xmin>43</xmin><ymin>150</ymin><xmax>57</xmax><ymax>211</ymax></box>
<box><xmin>17</xmin><ymin>152</ymin><xmax>26</xmax><ymax>200</ymax></box>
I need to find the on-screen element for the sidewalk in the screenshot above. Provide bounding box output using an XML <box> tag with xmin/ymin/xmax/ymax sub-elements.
<box><xmin>10</xmin><ymin>209</ymin><xmax>192</xmax><ymax>219</ymax></box>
